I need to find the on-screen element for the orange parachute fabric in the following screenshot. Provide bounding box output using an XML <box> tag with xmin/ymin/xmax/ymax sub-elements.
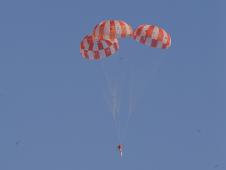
<box><xmin>92</xmin><ymin>20</ymin><xmax>133</xmax><ymax>41</ymax></box>
<box><xmin>80</xmin><ymin>21</ymin><xmax>172</xmax><ymax>60</ymax></box>
<box><xmin>133</xmin><ymin>24</ymin><xmax>171</xmax><ymax>49</ymax></box>
<box><xmin>80</xmin><ymin>35</ymin><xmax>119</xmax><ymax>60</ymax></box>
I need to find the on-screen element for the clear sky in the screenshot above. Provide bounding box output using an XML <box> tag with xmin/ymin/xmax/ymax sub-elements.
<box><xmin>0</xmin><ymin>0</ymin><xmax>225</xmax><ymax>169</ymax></box>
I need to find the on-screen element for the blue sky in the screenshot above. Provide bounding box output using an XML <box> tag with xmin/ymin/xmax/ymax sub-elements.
<box><xmin>0</xmin><ymin>0</ymin><xmax>225</xmax><ymax>169</ymax></box>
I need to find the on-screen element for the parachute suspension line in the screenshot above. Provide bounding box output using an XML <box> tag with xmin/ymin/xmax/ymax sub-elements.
<box><xmin>100</xmin><ymin>61</ymin><xmax>113</xmax><ymax>96</ymax></box>
<box><xmin>111</xmin><ymin>83</ymin><xmax>123</xmax><ymax>142</ymax></box>
<box><xmin>111</xmin><ymin>85</ymin><xmax>122</xmax><ymax>142</ymax></box>
<box><xmin>122</xmin><ymin>89</ymin><xmax>134</xmax><ymax>142</ymax></box>
<box><xmin>115</xmin><ymin>57</ymin><xmax>131</xmax><ymax>143</ymax></box>
<box><xmin>121</xmin><ymin>62</ymin><xmax>135</xmax><ymax>142</ymax></box>
<box><xmin>120</xmin><ymin>56</ymin><xmax>166</xmax><ymax>142</ymax></box>
<box><xmin>100</xmin><ymin>61</ymin><xmax>122</xmax><ymax>142</ymax></box>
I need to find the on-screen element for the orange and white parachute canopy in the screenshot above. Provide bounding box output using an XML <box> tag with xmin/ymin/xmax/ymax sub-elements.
<box><xmin>133</xmin><ymin>24</ymin><xmax>171</xmax><ymax>49</ymax></box>
<box><xmin>92</xmin><ymin>20</ymin><xmax>133</xmax><ymax>41</ymax></box>
<box><xmin>80</xmin><ymin>34</ymin><xmax>119</xmax><ymax>60</ymax></box>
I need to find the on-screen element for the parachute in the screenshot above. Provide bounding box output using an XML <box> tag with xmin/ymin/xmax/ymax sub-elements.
<box><xmin>133</xmin><ymin>24</ymin><xmax>171</xmax><ymax>49</ymax></box>
<box><xmin>80</xmin><ymin>20</ymin><xmax>171</xmax><ymax>147</ymax></box>
<box><xmin>80</xmin><ymin>22</ymin><xmax>171</xmax><ymax>60</ymax></box>
<box><xmin>92</xmin><ymin>20</ymin><xmax>133</xmax><ymax>41</ymax></box>
<box><xmin>80</xmin><ymin>34</ymin><xmax>119</xmax><ymax>60</ymax></box>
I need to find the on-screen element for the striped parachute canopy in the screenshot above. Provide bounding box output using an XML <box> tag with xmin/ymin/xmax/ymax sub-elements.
<box><xmin>92</xmin><ymin>20</ymin><xmax>133</xmax><ymax>41</ymax></box>
<box><xmin>133</xmin><ymin>24</ymin><xmax>171</xmax><ymax>49</ymax></box>
<box><xmin>80</xmin><ymin>34</ymin><xmax>119</xmax><ymax>60</ymax></box>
